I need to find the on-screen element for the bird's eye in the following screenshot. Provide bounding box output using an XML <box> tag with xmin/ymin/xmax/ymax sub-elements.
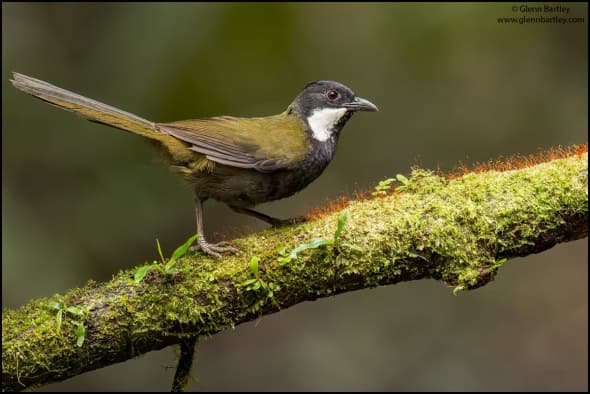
<box><xmin>326</xmin><ymin>90</ymin><xmax>339</xmax><ymax>101</ymax></box>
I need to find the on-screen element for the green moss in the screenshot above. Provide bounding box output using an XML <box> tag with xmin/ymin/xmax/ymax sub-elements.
<box><xmin>3</xmin><ymin>152</ymin><xmax>587</xmax><ymax>391</ymax></box>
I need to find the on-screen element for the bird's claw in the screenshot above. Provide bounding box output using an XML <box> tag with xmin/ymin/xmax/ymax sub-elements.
<box><xmin>190</xmin><ymin>239</ymin><xmax>240</xmax><ymax>258</ymax></box>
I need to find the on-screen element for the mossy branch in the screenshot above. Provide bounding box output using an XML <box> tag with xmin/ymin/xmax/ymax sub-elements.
<box><xmin>2</xmin><ymin>151</ymin><xmax>587</xmax><ymax>392</ymax></box>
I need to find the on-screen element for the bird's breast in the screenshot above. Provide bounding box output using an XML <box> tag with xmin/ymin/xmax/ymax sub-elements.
<box><xmin>280</xmin><ymin>137</ymin><xmax>337</xmax><ymax>192</ymax></box>
<box><xmin>186</xmin><ymin>136</ymin><xmax>339</xmax><ymax>207</ymax></box>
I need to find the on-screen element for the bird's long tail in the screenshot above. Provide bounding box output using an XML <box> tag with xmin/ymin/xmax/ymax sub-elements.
<box><xmin>10</xmin><ymin>72</ymin><xmax>161</xmax><ymax>140</ymax></box>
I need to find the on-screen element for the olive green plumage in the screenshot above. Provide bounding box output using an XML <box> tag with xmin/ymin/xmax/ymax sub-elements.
<box><xmin>164</xmin><ymin>115</ymin><xmax>309</xmax><ymax>169</ymax></box>
<box><xmin>10</xmin><ymin>72</ymin><xmax>377</xmax><ymax>257</ymax></box>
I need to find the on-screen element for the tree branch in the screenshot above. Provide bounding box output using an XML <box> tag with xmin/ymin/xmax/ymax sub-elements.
<box><xmin>2</xmin><ymin>149</ymin><xmax>587</xmax><ymax>392</ymax></box>
<box><xmin>170</xmin><ymin>336</ymin><xmax>198</xmax><ymax>392</ymax></box>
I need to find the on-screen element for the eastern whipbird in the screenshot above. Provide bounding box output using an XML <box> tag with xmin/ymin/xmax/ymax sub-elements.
<box><xmin>11</xmin><ymin>73</ymin><xmax>378</xmax><ymax>258</ymax></box>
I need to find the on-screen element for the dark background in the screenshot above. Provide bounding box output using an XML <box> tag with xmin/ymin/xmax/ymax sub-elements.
<box><xmin>2</xmin><ymin>3</ymin><xmax>587</xmax><ymax>391</ymax></box>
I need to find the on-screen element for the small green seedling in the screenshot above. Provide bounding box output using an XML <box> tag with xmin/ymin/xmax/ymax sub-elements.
<box><xmin>278</xmin><ymin>209</ymin><xmax>350</xmax><ymax>265</ymax></box>
<box><xmin>395</xmin><ymin>174</ymin><xmax>411</xmax><ymax>191</ymax></box>
<box><xmin>240</xmin><ymin>256</ymin><xmax>279</xmax><ymax>302</ymax></box>
<box><xmin>134</xmin><ymin>234</ymin><xmax>200</xmax><ymax>282</ymax></box>
<box><xmin>489</xmin><ymin>257</ymin><xmax>508</xmax><ymax>272</ymax></box>
<box><xmin>134</xmin><ymin>264</ymin><xmax>153</xmax><ymax>283</ymax></box>
<box><xmin>241</xmin><ymin>256</ymin><xmax>264</xmax><ymax>291</ymax></box>
<box><xmin>372</xmin><ymin>178</ymin><xmax>395</xmax><ymax>197</ymax></box>
<box><xmin>334</xmin><ymin>208</ymin><xmax>349</xmax><ymax>241</ymax></box>
<box><xmin>372</xmin><ymin>174</ymin><xmax>413</xmax><ymax>196</ymax></box>
<box><xmin>49</xmin><ymin>300</ymin><xmax>87</xmax><ymax>347</ymax></box>
<box><xmin>278</xmin><ymin>237</ymin><xmax>333</xmax><ymax>265</ymax></box>
<box><xmin>72</xmin><ymin>320</ymin><xmax>86</xmax><ymax>347</ymax></box>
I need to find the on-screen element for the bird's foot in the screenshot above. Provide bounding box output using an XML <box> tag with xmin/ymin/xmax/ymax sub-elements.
<box><xmin>190</xmin><ymin>238</ymin><xmax>240</xmax><ymax>258</ymax></box>
<box><xmin>270</xmin><ymin>215</ymin><xmax>307</xmax><ymax>228</ymax></box>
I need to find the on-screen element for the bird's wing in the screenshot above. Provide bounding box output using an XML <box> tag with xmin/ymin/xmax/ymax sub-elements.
<box><xmin>157</xmin><ymin>115</ymin><xmax>308</xmax><ymax>172</ymax></box>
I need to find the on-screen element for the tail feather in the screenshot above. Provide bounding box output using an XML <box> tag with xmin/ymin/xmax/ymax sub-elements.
<box><xmin>10</xmin><ymin>72</ymin><xmax>160</xmax><ymax>140</ymax></box>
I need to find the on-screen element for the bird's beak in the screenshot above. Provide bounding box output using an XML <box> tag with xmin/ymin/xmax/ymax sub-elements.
<box><xmin>344</xmin><ymin>96</ymin><xmax>379</xmax><ymax>112</ymax></box>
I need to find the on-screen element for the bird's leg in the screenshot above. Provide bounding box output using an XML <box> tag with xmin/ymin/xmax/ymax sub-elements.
<box><xmin>190</xmin><ymin>197</ymin><xmax>239</xmax><ymax>258</ymax></box>
<box><xmin>230</xmin><ymin>206</ymin><xmax>306</xmax><ymax>228</ymax></box>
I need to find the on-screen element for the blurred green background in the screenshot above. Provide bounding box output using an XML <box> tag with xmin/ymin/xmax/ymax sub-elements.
<box><xmin>2</xmin><ymin>2</ymin><xmax>587</xmax><ymax>391</ymax></box>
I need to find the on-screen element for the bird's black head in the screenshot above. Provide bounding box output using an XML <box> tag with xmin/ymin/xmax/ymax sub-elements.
<box><xmin>288</xmin><ymin>80</ymin><xmax>378</xmax><ymax>142</ymax></box>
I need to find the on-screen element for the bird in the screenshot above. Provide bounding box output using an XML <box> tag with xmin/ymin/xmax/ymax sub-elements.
<box><xmin>10</xmin><ymin>73</ymin><xmax>378</xmax><ymax>258</ymax></box>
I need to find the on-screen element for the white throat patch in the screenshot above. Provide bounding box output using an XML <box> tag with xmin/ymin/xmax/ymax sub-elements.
<box><xmin>307</xmin><ymin>108</ymin><xmax>348</xmax><ymax>142</ymax></box>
